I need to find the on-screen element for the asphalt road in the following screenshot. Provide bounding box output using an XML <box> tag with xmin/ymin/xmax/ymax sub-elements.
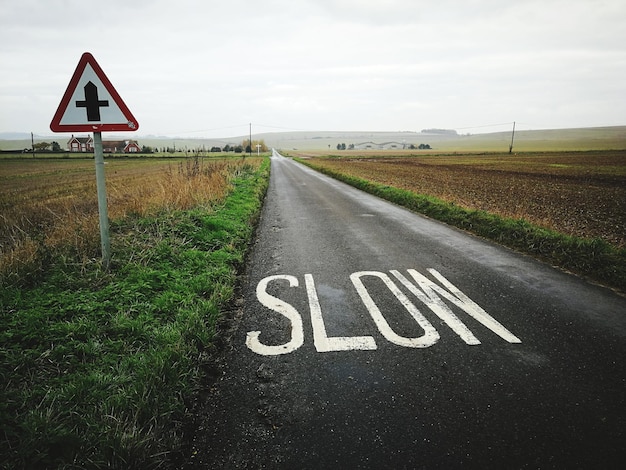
<box><xmin>187</xmin><ymin>152</ymin><xmax>626</xmax><ymax>469</ymax></box>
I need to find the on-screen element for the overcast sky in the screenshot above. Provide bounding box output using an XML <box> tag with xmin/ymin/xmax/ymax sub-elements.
<box><xmin>1</xmin><ymin>0</ymin><xmax>625</xmax><ymax>138</ymax></box>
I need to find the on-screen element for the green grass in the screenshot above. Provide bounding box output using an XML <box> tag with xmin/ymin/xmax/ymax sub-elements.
<box><xmin>296</xmin><ymin>159</ymin><xmax>626</xmax><ymax>293</ymax></box>
<box><xmin>0</xmin><ymin>158</ymin><xmax>270</xmax><ymax>469</ymax></box>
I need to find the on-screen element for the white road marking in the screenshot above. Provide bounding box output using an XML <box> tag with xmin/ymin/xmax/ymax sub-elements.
<box><xmin>247</xmin><ymin>268</ymin><xmax>522</xmax><ymax>355</ymax></box>
<box><xmin>246</xmin><ymin>275</ymin><xmax>304</xmax><ymax>356</ymax></box>
<box><xmin>305</xmin><ymin>274</ymin><xmax>377</xmax><ymax>352</ymax></box>
<box><xmin>390</xmin><ymin>270</ymin><xmax>481</xmax><ymax>345</ymax></box>
<box><xmin>350</xmin><ymin>271</ymin><xmax>440</xmax><ymax>348</ymax></box>
<box><xmin>419</xmin><ymin>269</ymin><xmax>521</xmax><ymax>343</ymax></box>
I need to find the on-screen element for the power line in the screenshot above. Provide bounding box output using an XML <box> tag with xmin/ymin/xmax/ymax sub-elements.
<box><xmin>453</xmin><ymin>122</ymin><xmax>514</xmax><ymax>131</ymax></box>
<box><xmin>158</xmin><ymin>122</ymin><xmax>314</xmax><ymax>137</ymax></box>
<box><xmin>254</xmin><ymin>123</ymin><xmax>312</xmax><ymax>132</ymax></box>
<box><xmin>453</xmin><ymin>122</ymin><xmax>536</xmax><ymax>132</ymax></box>
<box><xmin>165</xmin><ymin>123</ymin><xmax>251</xmax><ymax>135</ymax></box>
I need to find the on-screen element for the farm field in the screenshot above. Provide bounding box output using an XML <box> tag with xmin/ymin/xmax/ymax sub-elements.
<box><xmin>0</xmin><ymin>156</ymin><xmax>260</xmax><ymax>283</ymax></box>
<box><xmin>0</xmin><ymin>155</ymin><xmax>269</xmax><ymax>468</ymax></box>
<box><xmin>3</xmin><ymin>125</ymin><xmax>625</xmax><ymax>154</ymax></box>
<box><xmin>297</xmin><ymin>150</ymin><xmax>626</xmax><ymax>249</ymax></box>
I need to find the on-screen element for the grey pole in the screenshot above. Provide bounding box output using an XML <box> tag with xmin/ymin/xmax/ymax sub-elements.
<box><xmin>93</xmin><ymin>132</ymin><xmax>111</xmax><ymax>269</ymax></box>
<box><xmin>509</xmin><ymin>121</ymin><xmax>516</xmax><ymax>154</ymax></box>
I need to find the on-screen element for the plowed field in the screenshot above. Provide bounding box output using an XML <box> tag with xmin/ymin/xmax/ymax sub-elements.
<box><xmin>305</xmin><ymin>151</ymin><xmax>626</xmax><ymax>248</ymax></box>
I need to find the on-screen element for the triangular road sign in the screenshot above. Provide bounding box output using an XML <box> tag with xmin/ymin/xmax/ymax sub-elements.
<box><xmin>50</xmin><ymin>52</ymin><xmax>139</xmax><ymax>132</ymax></box>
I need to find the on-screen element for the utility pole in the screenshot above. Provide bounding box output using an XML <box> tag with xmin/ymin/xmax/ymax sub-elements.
<box><xmin>249</xmin><ymin>122</ymin><xmax>252</xmax><ymax>158</ymax></box>
<box><xmin>509</xmin><ymin>121</ymin><xmax>516</xmax><ymax>154</ymax></box>
<box><xmin>31</xmin><ymin>132</ymin><xmax>36</xmax><ymax>158</ymax></box>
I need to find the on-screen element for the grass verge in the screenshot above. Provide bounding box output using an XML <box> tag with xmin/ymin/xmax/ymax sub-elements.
<box><xmin>0</xmin><ymin>158</ymin><xmax>270</xmax><ymax>469</ymax></box>
<box><xmin>296</xmin><ymin>158</ymin><xmax>626</xmax><ymax>293</ymax></box>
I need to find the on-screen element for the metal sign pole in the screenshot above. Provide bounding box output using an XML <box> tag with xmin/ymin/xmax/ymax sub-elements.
<box><xmin>93</xmin><ymin>132</ymin><xmax>111</xmax><ymax>269</ymax></box>
<box><xmin>50</xmin><ymin>52</ymin><xmax>139</xmax><ymax>270</ymax></box>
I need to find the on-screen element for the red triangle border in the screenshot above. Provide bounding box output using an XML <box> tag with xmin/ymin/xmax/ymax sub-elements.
<box><xmin>50</xmin><ymin>52</ymin><xmax>139</xmax><ymax>133</ymax></box>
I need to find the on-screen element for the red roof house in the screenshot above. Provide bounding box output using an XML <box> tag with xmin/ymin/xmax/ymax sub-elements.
<box><xmin>67</xmin><ymin>136</ymin><xmax>141</xmax><ymax>153</ymax></box>
<box><xmin>102</xmin><ymin>140</ymin><xmax>141</xmax><ymax>153</ymax></box>
<box><xmin>67</xmin><ymin>135</ymin><xmax>94</xmax><ymax>152</ymax></box>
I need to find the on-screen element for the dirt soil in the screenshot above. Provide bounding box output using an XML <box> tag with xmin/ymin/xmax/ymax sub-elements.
<box><xmin>307</xmin><ymin>151</ymin><xmax>626</xmax><ymax>248</ymax></box>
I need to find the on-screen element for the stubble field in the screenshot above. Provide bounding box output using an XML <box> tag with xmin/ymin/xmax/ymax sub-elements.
<box><xmin>301</xmin><ymin>150</ymin><xmax>626</xmax><ymax>249</ymax></box>
<box><xmin>0</xmin><ymin>156</ymin><xmax>258</xmax><ymax>284</ymax></box>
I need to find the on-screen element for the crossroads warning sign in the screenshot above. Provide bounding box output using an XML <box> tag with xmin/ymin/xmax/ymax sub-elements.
<box><xmin>50</xmin><ymin>52</ymin><xmax>139</xmax><ymax>132</ymax></box>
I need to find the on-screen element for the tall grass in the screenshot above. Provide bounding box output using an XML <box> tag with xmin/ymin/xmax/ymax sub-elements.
<box><xmin>0</xmin><ymin>156</ymin><xmax>269</xmax><ymax>469</ymax></box>
<box><xmin>0</xmin><ymin>157</ymin><xmax>245</xmax><ymax>286</ymax></box>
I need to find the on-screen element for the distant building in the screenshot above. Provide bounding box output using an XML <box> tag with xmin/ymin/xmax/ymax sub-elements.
<box><xmin>353</xmin><ymin>141</ymin><xmax>405</xmax><ymax>150</ymax></box>
<box><xmin>67</xmin><ymin>135</ymin><xmax>94</xmax><ymax>152</ymax></box>
<box><xmin>102</xmin><ymin>140</ymin><xmax>141</xmax><ymax>153</ymax></box>
<box><xmin>67</xmin><ymin>135</ymin><xmax>141</xmax><ymax>153</ymax></box>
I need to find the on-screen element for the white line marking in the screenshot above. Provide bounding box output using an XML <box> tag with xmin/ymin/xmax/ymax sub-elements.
<box><xmin>390</xmin><ymin>270</ymin><xmax>481</xmax><ymax>345</ymax></box>
<box><xmin>350</xmin><ymin>271</ymin><xmax>440</xmax><ymax>348</ymax></box>
<box><xmin>248</xmin><ymin>269</ymin><xmax>521</xmax><ymax>355</ymax></box>
<box><xmin>246</xmin><ymin>275</ymin><xmax>304</xmax><ymax>355</ymax></box>
<box><xmin>414</xmin><ymin>268</ymin><xmax>521</xmax><ymax>343</ymax></box>
<box><xmin>305</xmin><ymin>274</ymin><xmax>377</xmax><ymax>352</ymax></box>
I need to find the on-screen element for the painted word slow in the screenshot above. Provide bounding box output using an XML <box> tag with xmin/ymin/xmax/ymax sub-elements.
<box><xmin>246</xmin><ymin>268</ymin><xmax>521</xmax><ymax>356</ymax></box>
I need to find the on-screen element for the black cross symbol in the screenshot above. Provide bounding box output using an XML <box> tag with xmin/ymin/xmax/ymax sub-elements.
<box><xmin>76</xmin><ymin>81</ymin><xmax>109</xmax><ymax>121</ymax></box>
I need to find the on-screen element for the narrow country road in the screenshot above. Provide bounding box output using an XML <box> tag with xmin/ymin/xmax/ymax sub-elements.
<box><xmin>186</xmin><ymin>152</ymin><xmax>626</xmax><ymax>469</ymax></box>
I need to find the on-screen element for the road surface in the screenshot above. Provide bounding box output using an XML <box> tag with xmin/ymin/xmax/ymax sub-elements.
<box><xmin>186</xmin><ymin>151</ymin><xmax>626</xmax><ymax>469</ymax></box>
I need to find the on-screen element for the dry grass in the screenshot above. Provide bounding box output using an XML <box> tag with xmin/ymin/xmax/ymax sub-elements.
<box><xmin>0</xmin><ymin>157</ymin><xmax>261</xmax><ymax>284</ymax></box>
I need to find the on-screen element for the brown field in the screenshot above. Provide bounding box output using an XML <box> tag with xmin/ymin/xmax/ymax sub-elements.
<box><xmin>301</xmin><ymin>150</ymin><xmax>626</xmax><ymax>248</ymax></box>
<box><xmin>0</xmin><ymin>156</ymin><xmax>262</xmax><ymax>283</ymax></box>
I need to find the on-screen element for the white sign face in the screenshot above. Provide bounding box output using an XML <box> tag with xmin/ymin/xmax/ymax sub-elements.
<box><xmin>50</xmin><ymin>52</ymin><xmax>138</xmax><ymax>133</ymax></box>
<box><xmin>247</xmin><ymin>268</ymin><xmax>522</xmax><ymax>356</ymax></box>
<box><xmin>58</xmin><ymin>63</ymin><xmax>130</xmax><ymax>126</ymax></box>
